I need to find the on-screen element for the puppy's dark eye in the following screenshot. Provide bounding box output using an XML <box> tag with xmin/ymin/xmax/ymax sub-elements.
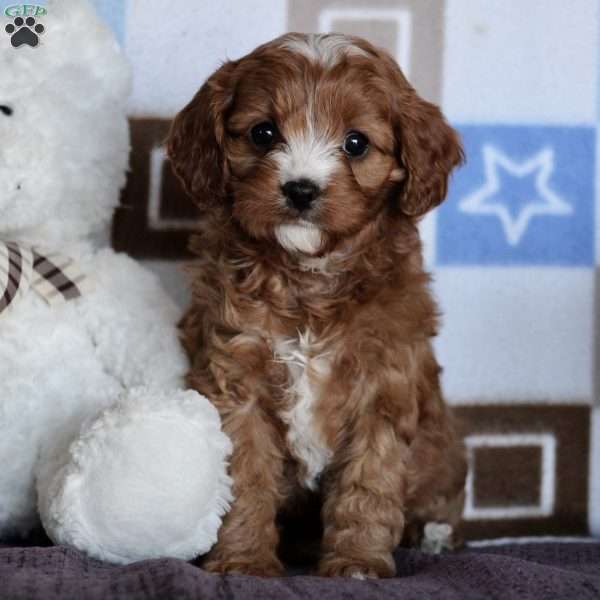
<box><xmin>250</xmin><ymin>121</ymin><xmax>278</xmax><ymax>148</ymax></box>
<box><xmin>343</xmin><ymin>131</ymin><xmax>369</xmax><ymax>157</ymax></box>
<box><xmin>0</xmin><ymin>105</ymin><xmax>13</xmax><ymax>116</ymax></box>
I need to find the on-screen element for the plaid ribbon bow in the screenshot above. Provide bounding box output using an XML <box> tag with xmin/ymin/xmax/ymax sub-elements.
<box><xmin>0</xmin><ymin>240</ymin><xmax>88</xmax><ymax>318</ymax></box>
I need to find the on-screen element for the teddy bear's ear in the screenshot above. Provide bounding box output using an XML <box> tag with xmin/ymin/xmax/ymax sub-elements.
<box><xmin>167</xmin><ymin>61</ymin><xmax>237</xmax><ymax>208</ymax></box>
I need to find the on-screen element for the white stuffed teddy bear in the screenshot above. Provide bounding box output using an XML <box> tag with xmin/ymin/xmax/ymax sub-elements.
<box><xmin>0</xmin><ymin>0</ymin><xmax>231</xmax><ymax>564</ymax></box>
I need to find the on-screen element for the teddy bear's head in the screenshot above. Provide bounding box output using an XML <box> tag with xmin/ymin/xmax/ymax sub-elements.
<box><xmin>0</xmin><ymin>0</ymin><xmax>131</xmax><ymax>246</ymax></box>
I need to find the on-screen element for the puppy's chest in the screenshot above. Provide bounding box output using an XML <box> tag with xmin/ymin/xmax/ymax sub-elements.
<box><xmin>272</xmin><ymin>331</ymin><xmax>333</xmax><ymax>490</ymax></box>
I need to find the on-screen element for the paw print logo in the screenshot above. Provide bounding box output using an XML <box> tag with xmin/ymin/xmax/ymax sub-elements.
<box><xmin>5</xmin><ymin>16</ymin><xmax>44</xmax><ymax>48</ymax></box>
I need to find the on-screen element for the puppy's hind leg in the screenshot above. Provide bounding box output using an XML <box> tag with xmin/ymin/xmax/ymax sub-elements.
<box><xmin>403</xmin><ymin>418</ymin><xmax>467</xmax><ymax>554</ymax></box>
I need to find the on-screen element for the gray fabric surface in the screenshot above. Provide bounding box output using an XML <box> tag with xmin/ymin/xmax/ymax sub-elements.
<box><xmin>1</xmin><ymin>542</ymin><xmax>599</xmax><ymax>599</ymax></box>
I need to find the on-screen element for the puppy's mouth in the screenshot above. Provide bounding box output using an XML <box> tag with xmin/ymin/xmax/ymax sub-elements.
<box><xmin>274</xmin><ymin>220</ymin><xmax>324</xmax><ymax>255</ymax></box>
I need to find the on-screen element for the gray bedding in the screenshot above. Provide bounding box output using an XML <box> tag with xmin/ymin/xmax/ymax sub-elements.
<box><xmin>1</xmin><ymin>541</ymin><xmax>599</xmax><ymax>599</ymax></box>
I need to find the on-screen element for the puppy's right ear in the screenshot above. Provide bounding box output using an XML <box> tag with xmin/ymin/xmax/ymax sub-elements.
<box><xmin>167</xmin><ymin>61</ymin><xmax>237</xmax><ymax>206</ymax></box>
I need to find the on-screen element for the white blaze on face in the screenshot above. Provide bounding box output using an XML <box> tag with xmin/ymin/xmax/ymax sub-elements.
<box><xmin>272</xmin><ymin>33</ymin><xmax>368</xmax><ymax>255</ymax></box>
<box><xmin>273</xmin><ymin>124</ymin><xmax>340</xmax><ymax>191</ymax></box>
<box><xmin>272</xmin><ymin>106</ymin><xmax>339</xmax><ymax>255</ymax></box>
<box><xmin>272</xmin><ymin>127</ymin><xmax>337</xmax><ymax>254</ymax></box>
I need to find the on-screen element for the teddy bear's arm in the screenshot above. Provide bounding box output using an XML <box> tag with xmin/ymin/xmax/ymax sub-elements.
<box><xmin>81</xmin><ymin>250</ymin><xmax>188</xmax><ymax>391</ymax></box>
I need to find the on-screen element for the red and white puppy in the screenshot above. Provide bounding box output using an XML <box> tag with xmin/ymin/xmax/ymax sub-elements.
<box><xmin>168</xmin><ymin>33</ymin><xmax>467</xmax><ymax>579</ymax></box>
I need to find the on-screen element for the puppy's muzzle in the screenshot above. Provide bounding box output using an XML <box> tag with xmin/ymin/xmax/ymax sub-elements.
<box><xmin>282</xmin><ymin>179</ymin><xmax>320</xmax><ymax>213</ymax></box>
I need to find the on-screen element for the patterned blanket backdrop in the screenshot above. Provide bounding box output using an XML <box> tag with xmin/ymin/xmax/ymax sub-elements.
<box><xmin>4</xmin><ymin>0</ymin><xmax>597</xmax><ymax>541</ymax></box>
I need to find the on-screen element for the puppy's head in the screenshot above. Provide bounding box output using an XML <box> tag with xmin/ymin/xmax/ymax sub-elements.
<box><xmin>168</xmin><ymin>33</ymin><xmax>463</xmax><ymax>256</ymax></box>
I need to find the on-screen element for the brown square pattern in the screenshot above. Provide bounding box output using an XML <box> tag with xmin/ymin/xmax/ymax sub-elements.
<box><xmin>456</xmin><ymin>405</ymin><xmax>590</xmax><ymax>539</ymax></box>
<box><xmin>112</xmin><ymin>118</ymin><xmax>198</xmax><ymax>259</ymax></box>
<box><xmin>473</xmin><ymin>445</ymin><xmax>542</xmax><ymax>508</ymax></box>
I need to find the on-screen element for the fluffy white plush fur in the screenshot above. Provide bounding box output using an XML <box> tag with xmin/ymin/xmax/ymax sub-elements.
<box><xmin>37</xmin><ymin>389</ymin><xmax>232</xmax><ymax>563</ymax></box>
<box><xmin>0</xmin><ymin>0</ymin><xmax>231</xmax><ymax>564</ymax></box>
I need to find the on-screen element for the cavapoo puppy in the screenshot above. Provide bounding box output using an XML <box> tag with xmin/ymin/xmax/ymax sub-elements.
<box><xmin>167</xmin><ymin>32</ymin><xmax>467</xmax><ymax>578</ymax></box>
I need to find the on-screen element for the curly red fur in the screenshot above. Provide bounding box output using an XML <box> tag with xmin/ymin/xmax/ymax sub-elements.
<box><xmin>168</xmin><ymin>33</ymin><xmax>467</xmax><ymax>578</ymax></box>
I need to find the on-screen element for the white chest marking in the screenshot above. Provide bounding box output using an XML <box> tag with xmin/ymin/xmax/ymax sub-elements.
<box><xmin>274</xmin><ymin>331</ymin><xmax>332</xmax><ymax>490</ymax></box>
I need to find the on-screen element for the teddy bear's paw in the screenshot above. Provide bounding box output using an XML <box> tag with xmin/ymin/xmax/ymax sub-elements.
<box><xmin>39</xmin><ymin>389</ymin><xmax>232</xmax><ymax>564</ymax></box>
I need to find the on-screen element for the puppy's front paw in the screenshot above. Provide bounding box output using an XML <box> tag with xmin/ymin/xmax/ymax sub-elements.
<box><xmin>318</xmin><ymin>553</ymin><xmax>394</xmax><ymax>579</ymax></box>
<box><xmin>203</xmin><ymin>554</ymin><xmax>284</xmax><ymax>577</ymax></box>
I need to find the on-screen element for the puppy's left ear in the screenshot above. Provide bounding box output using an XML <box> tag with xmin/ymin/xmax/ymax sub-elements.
<box><xmin>383</xmin><ymin>59</ymin><xmax>464</xmax><ymax>217</ymax></box>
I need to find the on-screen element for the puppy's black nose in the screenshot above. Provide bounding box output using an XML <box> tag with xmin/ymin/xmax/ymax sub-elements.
<box><xmin>282</xmin><ymin>179</ymin><xmax>320</xmax><ymax>212</ymax></box>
